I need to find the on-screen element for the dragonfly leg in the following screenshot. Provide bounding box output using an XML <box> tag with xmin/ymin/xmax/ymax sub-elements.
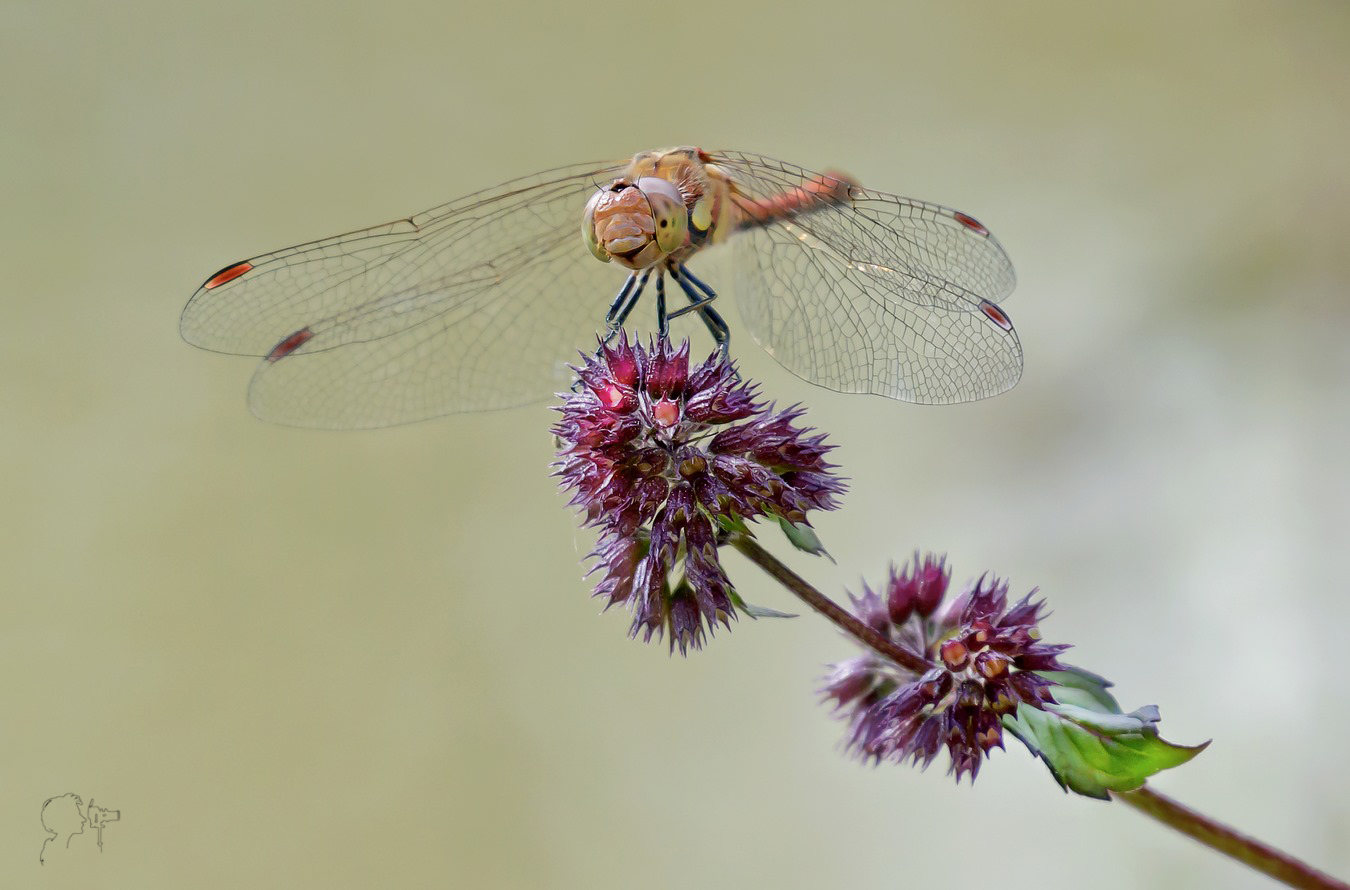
<box><xmin>671</xmin><ymin>265</ymin><xmax>730</xmax><ymax>360</ymax></box>
<box><xmin>603</xmin><ymin>270</ymin><xmax>651</xmax><ymax>343</ymax></box>
<box><xmin>581</xmin><ymin>271</ymin><xmax>652</xmax><ymax>391</ymax></box>
<box><xmin>656</xmin><ymin>272</ymin><xmax>668</xmax><ymax>337</ymax></box>
<box><xmin>666</xmin><ymin>267</ymin><xmax>716</xmax><ymax>319</ymax></box>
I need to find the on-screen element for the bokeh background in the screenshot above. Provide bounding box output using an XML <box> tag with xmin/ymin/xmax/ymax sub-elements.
<box><xmin>4</xmin><ymin>1</ymin><xmax>1348</xmax><ymax>887</ymax></box>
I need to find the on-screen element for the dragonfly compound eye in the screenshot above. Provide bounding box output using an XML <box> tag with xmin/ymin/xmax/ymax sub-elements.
<box><xmin>636</xmin><ymin>177</ymin><xmax>689</xmax><ymax>255</ymax></box>
<box><xmin>581</xmin><ymin>190</ymin><xmax>611</xmax><ymax>263</ymax></box>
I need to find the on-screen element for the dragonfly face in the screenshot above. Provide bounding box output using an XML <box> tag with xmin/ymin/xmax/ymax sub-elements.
<box><xmin>582</xmin><ymin>176</ymin><xmax>688</xmax><ymax>269</ymax></box>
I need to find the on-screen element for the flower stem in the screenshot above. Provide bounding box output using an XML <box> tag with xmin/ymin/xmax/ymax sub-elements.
<box><xmin>730</xmin><ymin>533</ymin><xmax>931</xmax><ymax>674</ymax></box>
<box><xmin>732</xmin><ymin>534</ymin><xmax>1348</xmax><ymax>889</ymax></box>
<box><xmin>1113</xmin><ymin>785</ymin><xmax>1348</xmax><ymax>889</ymax></box>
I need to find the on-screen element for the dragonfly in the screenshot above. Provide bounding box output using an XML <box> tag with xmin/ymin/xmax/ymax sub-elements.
<box><xmin>181</xmin><ymin>147</ymin><xmax>1021</xmax><ymax>429</ymax></box>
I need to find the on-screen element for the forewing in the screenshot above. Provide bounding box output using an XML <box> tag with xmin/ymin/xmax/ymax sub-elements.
<box><xmin>181</xmin><ymin>161</ymin><xmax>630</xmax><ymax>427</ymax></box>
<box><xmin>710</xmin><ymin>151</ymin><xmax>1016</xmax><ymax>309</ymax></box>
<box><xmin>709</xmin><ymin>151</ymin><xmax>1022</xmax><ymax>404</ymax></box>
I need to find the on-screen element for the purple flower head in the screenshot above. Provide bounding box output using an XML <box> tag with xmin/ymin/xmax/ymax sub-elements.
<box><xmin>555</xmin><ymin>335</ymin><xmax>846</xmax><ymax>654</ymax></box>
<box><xmin>822</xmin><ymin>553</ymin><xmax>1069</xmax><ymax>783</ymax></box>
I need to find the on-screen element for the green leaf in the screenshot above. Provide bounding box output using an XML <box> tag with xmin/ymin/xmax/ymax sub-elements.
<box><xmin>776</xmin><ymin>517</ymin><xmax>834</xmax><ymax>562</ymax></box>
<box><xmin>1035</xmin><ymin>666</ymin><xmax>1121</xmax><ymax>712</ymax></box>
<box><xmin>715</xmin><ymin>513</ymin><xmax>752</xmax><ymax>536</ymax></box>
<box><xmin>1003</xmin><ymin>671</ymin><xmax>1209</xmax><ymax>800</ymax></box>
<box><xmin>741</xmin><ymin>602</ymin><xmax>800</xmax><ymax>619</ymax></box>
<box><xmin>727</xmin><ymin>589</ymin><xmax>798</xmax><ymax>619</ymax></box>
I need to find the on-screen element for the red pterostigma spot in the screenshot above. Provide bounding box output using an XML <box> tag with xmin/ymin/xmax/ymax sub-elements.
<box><xmin>979</xmin><ymin>300</ymin><xmax>1013</xmax><ymax>331</ymax></box>
<box><xmin>952</xmin><ymin>212</ymin><xmax>989</xmax><ymax>236</ymax></box>
<box><xmin>266</xmin><ymin>328</ymin><xmax>314</xmax><ymax>363</ymax></box>
<box><xmin>203</xmin><ymin>261</ymin><xmax>253</xmax><ymax>289</ymax></box>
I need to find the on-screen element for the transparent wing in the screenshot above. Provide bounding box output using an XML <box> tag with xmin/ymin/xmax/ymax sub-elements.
<box><xmin>181</xmin><ymin>160</ymin><xmax>629</xmax><ymax>428</ymax></box>
<box><xmin>708</xmin><ymin>150</ymin><xmax>1022</xmax><ymax>404</ymax></box>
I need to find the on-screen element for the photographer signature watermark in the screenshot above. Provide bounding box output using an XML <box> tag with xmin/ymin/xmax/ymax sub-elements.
<box><xmin>39</xmin><ymin>793</ymin><xmax>120</xmax><ymax>865</ymax></box>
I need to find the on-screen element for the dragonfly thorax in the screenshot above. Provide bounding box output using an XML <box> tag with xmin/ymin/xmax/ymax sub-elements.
<box><xmin>582</xmin><ymin>176</ymin><xmax>689</xmax><ymax>270</ymax></box>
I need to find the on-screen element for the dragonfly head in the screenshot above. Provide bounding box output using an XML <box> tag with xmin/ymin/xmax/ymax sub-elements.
<box><xmin>583</xmin><ymin>177</ymin><xmax>689</xmax><ymax>270</ymax></box>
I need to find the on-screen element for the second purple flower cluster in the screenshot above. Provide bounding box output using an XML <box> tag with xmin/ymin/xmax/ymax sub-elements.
<box><xmin>823</xmin><ymin>554</ymin><xmax>1069</xmax><ymax>781</ymax></box>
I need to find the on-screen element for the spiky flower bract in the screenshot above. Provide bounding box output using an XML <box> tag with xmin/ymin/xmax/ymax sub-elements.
<box><xmin>554</xmin><ymin>335</ymin><xmax>845</xmax><ymax>654</ymax></box>
<box><xmin>822</xmin><ymin>553</ymin><xmax>1068</xmax><ymax>782</ymax></box>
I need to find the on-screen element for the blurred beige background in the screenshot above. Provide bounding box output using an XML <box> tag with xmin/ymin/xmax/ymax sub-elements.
<box><xmin>4</xmin><ymin>1</ymin><xmax>1349</xmax><ymax>887</ymax></box>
